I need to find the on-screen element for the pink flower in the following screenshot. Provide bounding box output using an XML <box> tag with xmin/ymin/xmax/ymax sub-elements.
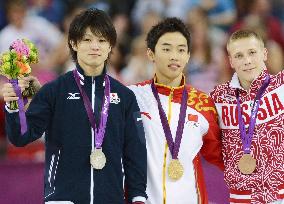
<box><xmin>10</xmin><ymin>39</ymin><xmax>30</xmax><ymax>57</ymax></box>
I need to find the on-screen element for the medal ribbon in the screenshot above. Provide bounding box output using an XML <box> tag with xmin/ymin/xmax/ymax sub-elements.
<box><xmin>73</xmin><ymin>70</ymin><xmax>110</xmax><ymax>149</ymax></box>
<box><xmin>9</xmin><ymin>79</ymin><xmax>28</xmax><ymax>135</ymax></box>
<box><xmin>151</xmin><ymin>81</ymin><xmax>188</xmax><ymax>159</ymax></box>
<box><xmin>236</xmin><ymin>75</ymin><xmax>270</xmax><ymax>154</ymax></box>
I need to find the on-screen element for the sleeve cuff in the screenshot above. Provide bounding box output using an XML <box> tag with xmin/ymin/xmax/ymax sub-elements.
<box><xmin>5</xmin><ymin>103</ymin><xmax>19</xmax><ymax>113</ymax></box>
<box><xmin>132</xmin><ymin>196</ymin><xmax>146</xmax><ymax>203</ymax></box>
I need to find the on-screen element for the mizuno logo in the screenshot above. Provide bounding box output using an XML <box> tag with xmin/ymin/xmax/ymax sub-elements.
<box><xmin>67</xmin><ymin>93</ymin><xmax>80</xmax><ymax>99</ymax></box>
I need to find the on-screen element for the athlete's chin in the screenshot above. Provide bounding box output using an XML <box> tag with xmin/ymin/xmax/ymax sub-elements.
<box><xmin>86</xmin><ymin>61</ymin><xmax>104</xmax><ymax>69</ymax></box>
<box><xmin>167</xmin><ymin>73</ymin><xmax>182</xmax><ymax>81</ymax></box>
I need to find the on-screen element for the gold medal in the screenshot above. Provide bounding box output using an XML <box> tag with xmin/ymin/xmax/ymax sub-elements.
<box><xmin>238</xmin><ymin>154</ymin><xmax>256</xmax><ymax>174</ymax></box>
<box><xmin>90</xmin><ymin>148</ymin><xmax>106</xmax><ymax>169</ymax></box>
<box><xmin>168</xmin><ymin>159</ymin><xmax>184</xmax><ymax>180</ymax></box>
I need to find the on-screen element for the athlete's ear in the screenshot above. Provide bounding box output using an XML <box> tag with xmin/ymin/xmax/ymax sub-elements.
<box><xmin>263</xmin><ymin>47</ymin><xmax>268</xmax><ymax>61</ymax></box>
<box><xmin>147</xmin><ymin>48</ymin><xmax>155</xmax><ymax>63</ymax></box>
<box><xmin>186</xmin><ymin>51</ymin><xmax>190</xmax><ymax>64</ymax></box>
<box><xmin>227</xmin><ymin>45</ymin><xmax>235</xmax><ymax>71</ymax></box>
<box><xmin>70</xmin><ymin>40</ymin><xmax>77</xmax><ymax>51</ymax></box>
<box><xmin>228</xmin><ymin>55</ymin><xmax>235</xmax><ymax>70</ymax></box>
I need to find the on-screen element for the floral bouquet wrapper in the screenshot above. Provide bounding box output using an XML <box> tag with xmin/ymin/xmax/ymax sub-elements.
<box><xmin>0</xmin><ymin>39</ymin><xmax>39</xmax><ymax>110</ymax></box>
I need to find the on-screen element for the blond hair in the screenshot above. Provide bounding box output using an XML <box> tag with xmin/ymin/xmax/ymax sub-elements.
<box><xmin>227</xmin><ymin>29</ymin><xmax>265</xmax><ymax>52</ymax></box>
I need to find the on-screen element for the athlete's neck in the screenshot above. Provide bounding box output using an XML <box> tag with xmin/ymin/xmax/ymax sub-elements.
<box><xmin>155</xmin><ymin>74</ymin><xmax>183</xmax><ymax>87</ymax></box>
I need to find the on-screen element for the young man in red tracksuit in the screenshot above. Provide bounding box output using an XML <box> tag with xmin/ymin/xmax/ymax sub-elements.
<box><xmin>210</xmin><ymin>29</ymin><xmax>284</xmax><ymax>204</ymax></box>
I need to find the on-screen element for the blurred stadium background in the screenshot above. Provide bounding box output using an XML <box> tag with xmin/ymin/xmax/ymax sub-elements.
<box><xmin>0</xmin><ymin>0</ymin><xmax>283</xmax><ymax>203</ymax></box>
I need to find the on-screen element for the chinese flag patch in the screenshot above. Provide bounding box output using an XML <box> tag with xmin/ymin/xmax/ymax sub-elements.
<box><xmin>188</xmin><ymin>114</ymin><xmax>198</xmax><ymax>122</ymax></box>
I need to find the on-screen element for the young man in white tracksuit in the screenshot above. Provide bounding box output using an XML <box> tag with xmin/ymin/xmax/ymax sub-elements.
<box><xmin>128</xmin><ymin>17</ymin><xmax>224</xmax><ymax>204</ymax></box>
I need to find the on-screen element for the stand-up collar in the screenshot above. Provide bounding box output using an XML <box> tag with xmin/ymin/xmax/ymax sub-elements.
<box><xmin>229</xmin><ymin>69</ymin><xmax>269</xmax><ymax>93</ymax></box>
<box><xmin>75</xmin><ymin>63</ymin><xmax>107</xmax><ymax>89</ymax></box>
<box><xmin>153</xmin><ymin>75</ymin><xmax>186</xmax><ymax>96</ymax></box>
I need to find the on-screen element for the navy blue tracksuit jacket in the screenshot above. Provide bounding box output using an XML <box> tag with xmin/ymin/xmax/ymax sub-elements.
<box><xmin>5</xmin><ymin>65</ymin><xmax>147</xmax><ymax>204</ymax></box>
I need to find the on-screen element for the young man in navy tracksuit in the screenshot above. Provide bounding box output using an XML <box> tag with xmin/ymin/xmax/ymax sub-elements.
<box><xmin>2</xmin><ymin>9</ymin><xmax>147</xmax><ymax>204</ymax></box>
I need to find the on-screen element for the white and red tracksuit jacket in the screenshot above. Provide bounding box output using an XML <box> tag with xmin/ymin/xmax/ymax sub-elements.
<box><xmin>128</xmin><ymin>78</ymin><xmax>224</xmax><ymax>204</ymax></box>
<box><xmin>210</xmin><ymin>70</ymin><xmax>284</xmax><ymax>204</ymax></box>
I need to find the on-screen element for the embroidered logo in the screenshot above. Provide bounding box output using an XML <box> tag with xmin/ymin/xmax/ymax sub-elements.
<box><xmin>216</xmin><ymin>91</ymin><xmax>284</xmax><ymax>129</ymax></box>
<box><xmin>140</xmin><ymin>112</ymin><xmax>152</xmax><ymax>120</ymax></box>
<box><xmin>67</xmin><ymin>93</ymin><xmax>80</xmax><ymax>99</ymax></box>
<box><xmin>188</xmin><ymin>114</ymin><xmax>198</xmax><ymax>122</ymax></box>
<box><xmin>187</xmin><ymin>114</ymin><xmax>199</xmax><ymax>127</ymax></box>
<box><xmin>221</xmin><ymin>94</ymin><xmax>235</xmax><ymax>101</ymax></box>
<box><xmin>110</xmin><ymin>93</ymin><xmax>120</xmax><ymax>104</ymax></box>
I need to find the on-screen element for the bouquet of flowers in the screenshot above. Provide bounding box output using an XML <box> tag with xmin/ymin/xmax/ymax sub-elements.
<box><xmin>0</xmin><ymin>39</ymin><xmax>39</xmax><ymax>109</ymax></box>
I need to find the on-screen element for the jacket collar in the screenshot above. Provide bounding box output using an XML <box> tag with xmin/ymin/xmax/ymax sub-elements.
<box><xmin>229</xmin><ymin>69</ymin><xmax>269</xmax><ymax>93</ymax></box>
<box><xmin>153</xmin><ymin>75</ymin><xmax>186</xmax><ymax>96</ymax></box>
<box><xmin>75</xmin><ymin>63</ymin><xmax>107</xmax><ymax>88</ymax></box>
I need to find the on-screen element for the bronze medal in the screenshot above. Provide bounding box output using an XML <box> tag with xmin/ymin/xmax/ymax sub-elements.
<box><xmin>238</xmin><ymin>154</ymin><xmax>256</xmax><ymax>174</ymax></box>
<box><xmin>168</xmin><ymin>159</ymin><xmax>184</xmax><ymax>180</ymax></box>
<box><xmin>90</xmin><ymin>148</ymin><xmax>106</xmax><ymax>169</ymax></box>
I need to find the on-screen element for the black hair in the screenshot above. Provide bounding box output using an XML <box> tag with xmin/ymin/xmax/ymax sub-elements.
<box><xmin>68</xmin><ymin>8</ymin><xmax>117</xmax><ymax>61</ymax></box>
<box><xmin>146</xmin><ymin>17</ymin><xmax>191</xmax><ymax>53</ymax></box>
<box><xmin>5</xmin><ymin>0</ymin><xmax>27</xmax><ymax>12</ymax></box>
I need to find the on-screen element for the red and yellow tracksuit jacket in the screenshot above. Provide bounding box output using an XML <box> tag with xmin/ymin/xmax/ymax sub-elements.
<box><xmin>129</xmin><ymin>78</ymin><xmax>224</xmax><ymax>204</ymax></box>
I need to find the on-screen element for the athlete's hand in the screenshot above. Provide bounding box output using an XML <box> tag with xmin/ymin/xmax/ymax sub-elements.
<box><xmin>1</xmin><ymin>83</ymin><xmax>18</xmax><ymax>102</ymax></box>
<box><xmin>1</xmin><ymin>75</ymin><xmax>41</xmax><ymax>102</ymax></box>
<box><xmin>19</xmin><ymin>75</ymin><xmax>42</xmax><ymax>93</ymax></box>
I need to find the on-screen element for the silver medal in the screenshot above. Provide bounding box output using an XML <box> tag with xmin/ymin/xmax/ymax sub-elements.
<box><xmin>90</xmin><ymin>148</ymin><xmax>106</xmax><ymax>169</ymax></box>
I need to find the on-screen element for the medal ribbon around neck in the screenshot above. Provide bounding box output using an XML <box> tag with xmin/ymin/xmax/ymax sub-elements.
<box><xmin>73</xmin><ymin>70</ymin><xmax>110</xmax><ymax>149</ymax></box>
<box><xmin>151</xmin><ymin>80</ymin><xmax>188</xmax><ymax>159</ymax></box>
<box><xmin>236</xmin><ymin>75</ymin><xmax>270</xmax><ymax>154</ymax></box>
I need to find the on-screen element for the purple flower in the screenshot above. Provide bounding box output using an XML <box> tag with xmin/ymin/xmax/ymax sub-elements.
<box><xmin>10</xmin><ymin>39</ymin><xmax>30</xmax><ymax>57</ymax></box>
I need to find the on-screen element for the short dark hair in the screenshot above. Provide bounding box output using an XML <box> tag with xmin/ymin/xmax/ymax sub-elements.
<box><xmin>68</xmin><ymin>8</ymin><xmax>117</xmax><ymax>61</ymax></box>
<box><xmin>5</xmin><ymin>0</ymin><xmax>27</xmax><ymax>12</ymax></box>
<box><xmin>146</xmin><ymin>17</ymin><xmax>191</xmax><ymax>53</ymax></box>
